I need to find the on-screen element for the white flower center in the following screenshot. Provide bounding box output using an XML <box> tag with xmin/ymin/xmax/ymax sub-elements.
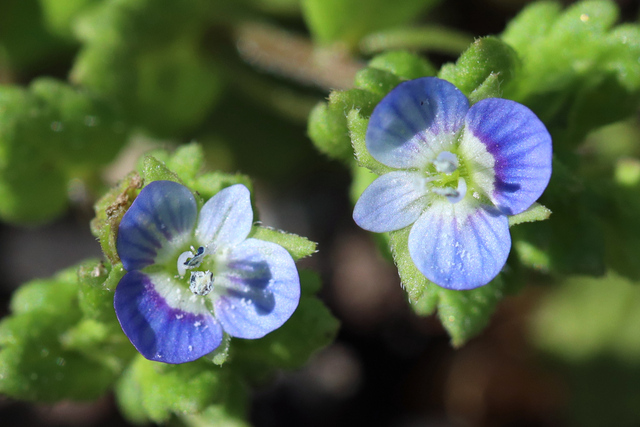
<box><xmin>177</xmin><ymin>246</ymin><xmax>217</xmax><ymax>296</ymax></box>
<box><xmin>426</xmin><ymin>151</ymin><xmax>467</xmax><ymax>204</ymax></box>
<box><xmin>433</xmin><ymin>151</ymin><xmax>459</xmax><ymax>174</ymax></box>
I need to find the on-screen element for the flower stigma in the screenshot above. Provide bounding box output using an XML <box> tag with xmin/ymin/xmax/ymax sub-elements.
<box><xmin>189</xmin><ymin>270</ymin><xmax>214</xmax><ymax>296</ymax></box>
<box><xmin>433</xmin><ymin>151</ymin><xmax>459</xmax><ymax>174</ymax></box>
<box><xmin>425</xmin><ymin>151</ymin><xmax>467</xmax><ymax>204</ymax></box>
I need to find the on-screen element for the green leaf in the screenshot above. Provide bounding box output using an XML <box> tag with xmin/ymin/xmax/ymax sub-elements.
<box><xmin>249</xmin><ymin>226</ymin><xmax>317</xmax><ymax>261</ymax></box>
<box><xmin>512</xmin><ymin>159</ymin><xmax>605</xmax><ymax>276</ymax></box>
<box><xmin>347</xmin><ymin>109</ymin><xmax>392</xmax><ymax>175</ymax></box>
<box><xmin>367</xmin><ymin>50</ymin><xmax>437</xmax><ymax>80</ymax></box>
<box><xmin>388</xmin><ymin>226</ymin><xmax>505</xmax><ymax>345</ymax></box>
<box><xmin>192</xmin><ymin>171</ymin><xmax>254</xmax><ymax>201</ymax></box>
<box><xmin>181</xmin><ymin>376</ymin><xmax>250</xmax><ymax>427</ymax></box>
<box><xmin>140</xmin><ymin>155</ymin><xmax>183</xmax><ymax>185</ymax></box>
<box><xmin>353</xmin><ymin>67</ymin><xmax>403</xmax><ymax>97</ymax></box>
<box><xmin>501</xmin><ymin>1</ymin><xmax>563</xmax><ymax>51</ymax></box>
<box><xmin>467</xmin><ymin>72</ymin><xmax>503</xmax><ymax>105</ymax></box>
<box><xmin>438</xmin><ymin>36</ymin><xmax>519</xmax><ymax>97</ymax></box>
<box><xmin>90</xmin><ymin>171</ymin><xmax>143</xmax><ymax>265</ymax></box>
<box><xmin>166</xmin><ymin>142</ymin><xmax>204</xmax><ymax>184</ymax></box>
<box><xmin>511</xmin><ymin>205</ymin><xmax>605</xmax><ymax>276</ymax></box>
<box><xmin>206</xmin><ymin>334</ymin><xmax>232</xmax><ymax>366</ymax></box>
<box><xmin>501</xmin><ymin>1</ymin><xmax>640</xmax><ymax>148</ymax></box>
<box><xmin>39</xmin><ymin>0</ymin><xmax>96</xmax><ymax>39</ymax></box>
<box><xmin>308</xmin><ymin>89</ymin><xmax>379</xmax><ymax>164</ymax></box>
<box><xmin>301</xmin><ymin>0</ymin><xmax>439</xmax><ymax>49</ymax></box>
<box><xmin>0</xmin><ymin>311</ymin><xmax>118</xmax><ymax>402</ymax></box>
<box><xmin>9</xmin><ymin>272</ymin><xmax>77</xmax><ymax>318</ymax></box>
<box><xmin>508</xmin><ymin>203</ymin><xmax>552</xmax><ymax>227</ymax></box>
<box><xmin>0</xmin><ymin>265</ymin><xmax>119</xmax><ymax>402</ymax></box>
<box><xmin>115</xmin><ymin>355</ymin><xmax>225</xmax><ymax>424</ymax></box>
<box><xmin>0</xmin><ymin>79</ymin><xmax>128</xmax><ymax>224</ymax></box>
<box><xmin>71</xmin><ymin>0</ymin><xmax>222</xmax><ymax>137</ymax></box>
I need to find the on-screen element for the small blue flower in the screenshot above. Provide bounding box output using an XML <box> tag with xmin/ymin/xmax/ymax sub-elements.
<box><xmin>114</xmin><ymin>181</ymin><xmax>300</xmax><ymax>364</ymax></box>
<box><xmin>353</xmin><ymin>77</ymin><xmax>552</xmax><ymax>290</ymax></box>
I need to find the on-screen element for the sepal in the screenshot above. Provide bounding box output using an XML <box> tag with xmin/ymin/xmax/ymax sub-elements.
<box><xmin>438</xmin><ymin>36</ymin><xmax>519</xmax><ymax>97</ymax></box>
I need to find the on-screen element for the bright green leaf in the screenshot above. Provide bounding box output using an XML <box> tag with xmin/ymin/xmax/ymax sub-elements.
<box><xmin>249</xmin><ymin>226</ymin><xmax>317</xmax><ymax>261</ymax></box>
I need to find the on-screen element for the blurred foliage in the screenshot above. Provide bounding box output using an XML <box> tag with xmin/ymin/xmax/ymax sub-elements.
<box><xmin>532</xmin><ymin>273</ymin><xmax>640</xmax><ymax>427</ymax></box>
<box><xmin>1</xmin><ymin>0</ymin><xmax>640</xmax><ymax>424</ymax></box>
<box><xmin>301</xmin><ymin>0</ymin><xmax>440</xmax><ymax>50</ymax></box>
<box><xmin>0</xmin><ymin>78</ymin><xmax>128</xmax><ymax>222</ymax></box>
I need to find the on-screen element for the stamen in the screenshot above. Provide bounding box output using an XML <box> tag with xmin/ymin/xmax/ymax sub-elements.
<box><xmin>189</xmin><ymin>270</ymin><xmax>214</xmax><ymax>296</ymax></box>
<box><xmin>176</xmin><ymin>246</ymin><xmax>207</xmax><ymax>277</ymax></box>
<box><xmin>433</xmin><ymin>151</ymin><xmax>459</xmax><ymax>174</ymax></box>
<box><xmin>432</xmin><ymin>178</ymin><xmax>467</xmax><ymax>204</ymax></box>
<box><xmin>185</xmin><ymin>246</ymin><xmax>206</xmax><ymax>268</ymax></box>
<box><xmin>432</xmin><ymin>187</ymin><xmax>459</xmax><ymax>197</ymax></box>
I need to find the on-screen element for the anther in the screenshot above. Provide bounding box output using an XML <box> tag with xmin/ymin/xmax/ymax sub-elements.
<box><xmin>177</xmin><ymin>246</ymin><xmax>207</xmax><ymax>277</ymax></box>
<box><xmin>432</xmin><ymin>178</ymin><xmax>467</xmax><ymax>204</ymax></box>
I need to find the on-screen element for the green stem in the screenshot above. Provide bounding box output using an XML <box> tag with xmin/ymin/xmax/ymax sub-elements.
<box><xmin>359</xmin><ymin>25</ymin><xmax>474</xmax><ymax>56</ymax></box>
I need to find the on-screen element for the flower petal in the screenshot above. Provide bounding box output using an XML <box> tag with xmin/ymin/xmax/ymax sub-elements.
<box><xmin>117</xmin><ymin>181</ymin><xmax>197</xmax><ymax>271</ymax></box>
<box><xmin>462</xmin><ymin>98</ymin><xmax>552</xmax><ymax>215</ymax></box>
<box><xmin>114</xmin><ymin>271</ymin><xmax>223</xmax><ymax>364</ymax></box>
<box><xmin>195</xmin><ymin>184</ymin><xmax>253</xmax><ymax>249</ymax></box>
<box><xmin>408</xmin><ymin>198</ymin><xmax>510</xmax><ymax>290</ymax></box>
<box><xmin>367</xmin><ymin>77</ymin><xmax>469</xmax><ymax>169</ymax></box>
<box><xmin>213</xmin><ymin>238</ymin><xmax>300</xmax><ymax>339</ymax></box>
<box><xmin>353</xmin><ymin>171</ymin><xmax>429</xmax><ymax>233</ymax></box>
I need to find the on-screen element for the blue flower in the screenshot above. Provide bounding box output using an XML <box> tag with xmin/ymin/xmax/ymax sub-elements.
<box><xmin>353</xmin><ymin>77</ymin><xmax>552</xmax><ymax>290</ymax></box>
<box><xmin>114</xmin><ymin>181</ymin><xmax>300</xmax><ymax>364</ymax></box>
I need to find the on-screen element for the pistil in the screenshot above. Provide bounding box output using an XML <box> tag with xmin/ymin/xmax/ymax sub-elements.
<box><xmin>428</xmin><ymin>151</ymin><xmax>467</xmax><ymax>204</ymax></box>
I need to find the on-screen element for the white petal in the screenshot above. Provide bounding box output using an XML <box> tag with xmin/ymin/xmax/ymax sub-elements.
<box><xmin>408</xmin><ymin>198</ymin><xmax>511</xmax><ymax>290</ymax></box>
<box><xmin>353</xmin><ymin>171</ymin><xmax>430</xmax><ymax>233</ymax></box>
<box><xmin>195</xmin><ymin>184</ymin><xmax>253</xmax><ymax>249</ymax></box>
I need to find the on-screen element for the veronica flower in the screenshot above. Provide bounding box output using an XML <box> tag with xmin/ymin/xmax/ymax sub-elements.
<box><xmin>114</xmin><ymin>181</ymin><xmax>300</xmax><ymax>364</ymax></box>
<box><xmin>353</xmin><ymin>77</ymin><xmax>552</xmax><ymax>290</ymax></box>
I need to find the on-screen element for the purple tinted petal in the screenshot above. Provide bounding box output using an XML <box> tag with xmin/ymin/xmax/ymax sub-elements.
<box><xmin>408</xmin><ymin>199</ymin><xmax>510</xmax><ymax>290</ymax></box>
<box><xmin>114</xmin><ymin>271</ymin><xmax>223</xmax><ymax>364</ymax></box>
<box><xmin>214</xmin><ymin>238</ymin><xmax>300</xmax><ymax>339</ymax></box>
<box><xmin>353</xmin><ymin>171</ymin><xmax>429</xmax><ymax>233</ymax></box>
<box><xmin>117</xmin><ymin>181</ymin><xmax>197</xmax><ymax>271</ymax></box>
<box><xmin>367</xmin><ymin>77</ymin><xmax>469</xmax><ymax>169</ymax></box>
<box><xmin>463</xmin><ymin>98</ymin><xmax>552</xmax><ymax>215</ymax></box>
<box><xmin>195</xmin><ymin>184</ymin><xmax>253</xmax><ymax>249</ymax></box>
